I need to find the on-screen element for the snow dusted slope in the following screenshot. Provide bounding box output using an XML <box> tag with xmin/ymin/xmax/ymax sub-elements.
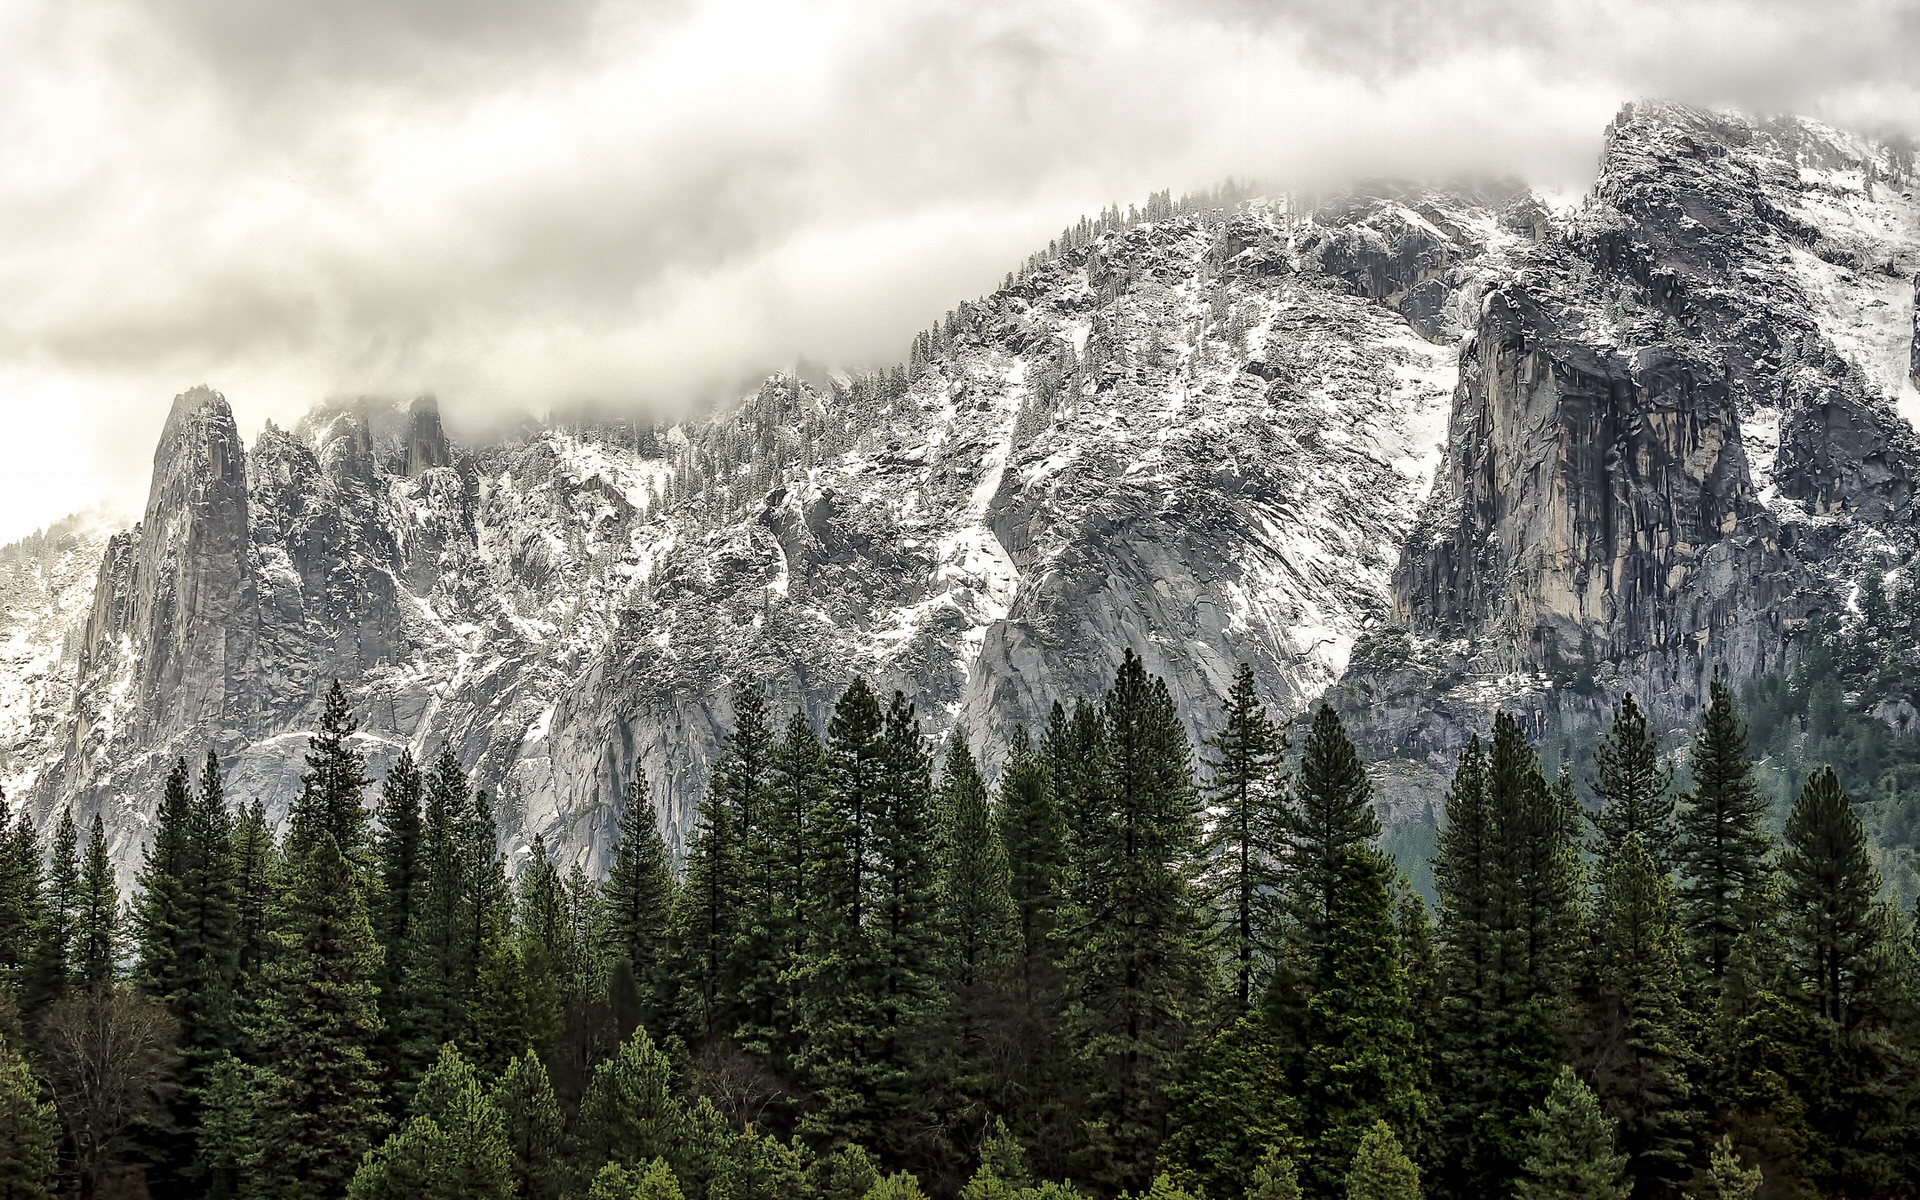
<box><xmin>7</xmin><ymin>184</ymin><xmax>1533</xmax><ymax>872</ymax></box>
<box><xmin>0</xmin><ymin>512</ymin><xmax>119</xmax><ymax>799</ymax></box>
<box><xmin>1351</xmin><ymin>102</ymin><xmax>1920</xmax><ymax>781</ymax></box>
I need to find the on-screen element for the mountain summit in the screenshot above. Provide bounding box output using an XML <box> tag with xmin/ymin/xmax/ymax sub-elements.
<box><xmin>2</xmin><ymin>102</ymin><xmax>1916</xmax><ymax>875</ymax></box>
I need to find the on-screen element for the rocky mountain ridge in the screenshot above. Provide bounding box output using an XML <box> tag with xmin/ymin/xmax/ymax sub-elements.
<box><xmin>2</xmin><ymin>101</ymin><xmax>1917</xmax><ymax>876</ymax></box>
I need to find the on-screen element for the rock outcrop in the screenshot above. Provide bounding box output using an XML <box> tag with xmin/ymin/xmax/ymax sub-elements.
<box><xmin>1343</xmin><ymin>101</ymin><xmax>1920</xmax><ymax>788</ymax></box>
<box><xmin>6</xmin><ymin>102</ymin><xmax>1919</xmax><ymax>878</ymax></box>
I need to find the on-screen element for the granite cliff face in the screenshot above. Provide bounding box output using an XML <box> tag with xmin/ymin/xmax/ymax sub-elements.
<box><xmin>1344</xmin><ymin>102</ymin><xmax>1920</xmax><ymax>783</ymax></box>
<box><xmin>4</xmin><ymin>101</ymin><xmax>1918</xmax><ymax>874</ymax></box>
<box><xmin>7</xmin><ymin>185</ymin><xmax>1517</xmax><ymax>871</ymax></box>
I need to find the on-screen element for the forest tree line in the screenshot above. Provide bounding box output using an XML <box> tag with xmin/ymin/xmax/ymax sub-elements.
<box><xmin>0</xmin><ymin>653</ymin><xmax>1913</xmax><ymax>1200</ymax></box>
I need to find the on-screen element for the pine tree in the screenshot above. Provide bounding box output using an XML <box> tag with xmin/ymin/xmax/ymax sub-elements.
<box><xmin>1158</xmin><ymin>1014</ymin><xmax>1298</xmax><ymax>1200</ymax></box>
<box><xmin>258</xmin><ymin>832</ymin><xmax>389</xmax><ymax>1199</ymax></box>
<box><xmin>1285</xmin><ymin>703</ymin><xmax>1380</xmax><ymax>989</ymax></box>
<box><xmin>571</xmin><ymin>1027</ymin><xmax>682</xmax><ymax>1183</ymax></box>
<box><xmin>736</xmin><ymin>712</ymin><xmax>820</xmax><ymax>1077</ymax></box>
<box><xmin>935</xmin><ymin>735</ymin><xmax>1017</xmax><ymax>1143</ymax></box>
<box><xmin>1431</xmin><ymin>736</ymin><xmax>1492</xmax><ymax>1199</ymax></box>
<box><xmin>992</xmin><ymin>727</ymin><xmax>1073</xmax><ymax>1171</ymax></box>
<box><xmin>229</xmin><ymin>799</ymin><xmax>279</xmax><ymax>1047</ymax></box>
<box><xmin>0</xmin><ymin>806</ymin><xmax>42</xmax><ymax>986</ymax></box>
<box><xmin>795</xmin><ymin>682</ymin><xmax>888</xmax><ymax>1152</ymax></box>
<box><xmin>667</xmin><ymin>779</ymin><xmax>742</xmax><ymax>1047</ymax></box>
<box><xmin>351</xmin><ymin>1044</ymin><xmax>512</xmax><ymax>1200</ymax></box>
<box><xmin>400</xmin><ymin>748</ymin><xmax>481</xmax><ymax>1084</ymax></box>
<box><xmin>133</xmin><ymin>758</ymin><xmax>194</xmax><ymax>1003</ymax></box>
<box><xmin>603</xmin><ymin>766</ymin><xmax>674</xmax><ymax>1043</ymax></box>
<box><xmin>375</xmin><ymin>749</ymin><xmax>426</xmax><ymax>994</ymax></box>
<box><xmin>1588</xmin><ymin>834</ymin><xmax>1697</xmax><ymax>1197</ymax></box>
<box><xmin>518</xmin><ymin>836</ymin><xmax>572</xmax><ymax>1066</ymax></box>
<box><xmin>1514</xmin><ymin>1067</ymin><xmax>1629</xmax><ymax>1200</ymax></box>
<box><xmin>1777</xmin><ymin>766</ymin><xmax>1905</xmax><ymax>1193</ymax></box>
<box><xmin>1247</xmin><ymin>1148</ymin><xmax>1302</xmax><ymax>1200</ymax></box>
<box><xmin>495</xmin><ymin>1049</ymin><xmax>564</xmax><ymax>1200</ymax></box>
<box><xmin>1066</xmin><ymin>650</ymin><xmax>1212</xmax><ymax>1193</ymax></box>
<box><xmin>870</xmin><ymin>691</ymin><xmax>941</xmax><ymax>1161</ymax></box>
<box><xmin>0</xmin><ymin>1039</ymin><xmax>56</xmax><ymax>1200</ymax></box>
<box><xmin>27</xmin><ymin>807</ymin><xmax>80</xmax><ymax>1010</ymax></box>
<box><xmin>1675</xmin><ymin>677</ymin><xmax>1772</xmax><ymax>985</ymax></box>
<box><xmin>1202</xmin><ymin>664</ymin><xmax>1287</xmax><ymax>1013</ymax></box>
<box><xmin>1588</xmin><ymin>694</ymin><xmax>1675</xmax><ymax>869</ymax></box>
<box><xmin>1432</xmin><ymin>715</ymin><xmax>1581</xmax><ymax>1200</ymax></box>
<box><xmin>1302</xmin><ymin>847</ymin><xmax>1420</xmax><ymax>1197</ymax></box>
<box><xmin>1693</xmin><ymin>1134</ymin><xmax>1762</xmax><ymax>1200</ymax></box>
<box><xmin>1344</xmin><ymin>1120</ymin><xmax>1420</xmax><ymax>1200</ymax></box>
<box><xmin>469</xmin><ymin>907</ymin><xmax>531</xmax><ymax>1077</ymax></box>
<box><xmin>76</xmin><ymin>815</ymin><xmax>116</xmax><ymax>991</ymax></box>
<box><xmin>291</xmin><ymin>680</ymin><xmax>375</xmax><ymax>867</ymax></box>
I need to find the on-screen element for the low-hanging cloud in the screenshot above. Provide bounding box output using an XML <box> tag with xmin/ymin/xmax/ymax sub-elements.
<box><xmin>0</xmin><ymin>0</ymin><xmax>1915</xmax><ymax>543</ymax></box>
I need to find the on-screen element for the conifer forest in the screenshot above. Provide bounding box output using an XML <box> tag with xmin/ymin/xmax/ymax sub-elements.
<box><xmin>0</xmin><ymin>652</ymin><xmax>1912</xmax><ymax>1200</ymax></box>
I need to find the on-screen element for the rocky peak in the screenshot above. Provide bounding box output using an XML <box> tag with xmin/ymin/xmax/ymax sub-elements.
<box><xmin>404</xmin><ymin>396</ymin><xmax>453</xmax><ymax>476</ymax></box>
<box><xmin>76</xmin><ymin>386</ymin><xmax>259</xmax><ymax>769</ymax></box>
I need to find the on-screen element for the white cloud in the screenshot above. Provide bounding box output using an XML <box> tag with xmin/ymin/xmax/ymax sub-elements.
<box><xmin>0</xmin><ymin>0</ymin><xmax>1914</xmax><ymax>543</ymax></box>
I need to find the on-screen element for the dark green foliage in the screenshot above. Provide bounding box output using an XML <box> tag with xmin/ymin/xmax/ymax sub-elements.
<box><xmin>1302</xmin><ymin>847</ymin><xmax>1420</xmax><ymax>1198</ymax></box>
<box><xmin>77</xmin><ymin>815</ymin><xmax>116</xmax><ymax>992</ymax></box>
<box><xmin>1343</xmin><ymin>1120</ymin><xmax>1419</xmax><ymax>1200</ymax></box>
<box><xmin>495</xmin><ymin>1049</ymin><xmax>565</xmax><ymax>1200</ymax></box>
<box><xmin>1202</xmin><ymin>664</ymin><xmax>1288</xmax><ymax>1013</ymax></box>
<box><xmin>375</xmin><ymin>748</ymin><xmax>425</xmax><ymax>991</ymax></box>
<box><xmin>519</xmin><ymin>836</ymin><xmax>572</xmax><ymax>1066</ymax></box>
<box><xmin>229</xmin><ymin>800</ymin><xmax>278</xmax><ymax>1043</ymax></box>
<box><xmin>290</xmin><ymin>680</ymin><xmax>375</xmax><ymax>866</ymax></box>
<box><xmin>1776</xmin><ymin>766</ymin><xmax>1908</xmax><ymax>1194</ymax></box>
<box><xmin>47</xmin><ymin>655</ymin><xmax>1920</xmax><ymax>1200</ymax></box>
<box><xmin>1158</xmin><ymin>1015</ymin><xmax>1298</xmax><ymax>1200</ymax></box>
<box><xmin>605</xmin><ymin>766</ymin><xmax>675</xmax><ymax>1042</ymax></box>
<box><xmin>1066</xmin><ymin>650</ymin><xmax>1213</xmax><ymax>1193</ymax></box>
<box><xmin>735</xmin><ymin>713</ymin><xmax>824</xmax><ymax>1079</ymax></box>
<box><xmin>1587</xmin><ymin>835</ymin><xmax>1696</xmax><ymax>1197</ymax></box>
<box><xmin>1588</xmin><ymin>694</ymin><xmax>1676</xmax><ymax>869</ymax></box>
<box><xmin>1676</xmin><ymin>678</ymin><xmax>1773</xmax><ymax>985</ymax></box>
<box><xmin>935</xmin><ymin>736</ymin><xmax>1017</xmax><ymax>1144</ymax></box>
<box><xmin>27</xmin><ymin>808</ymin><xmax>80</xmax><ymax>1011</ymax></box>
<box><xmin>1285</xmin><ymin>703</ymin><xmax>1380</xmax><ymax>986</ymax></box>
<box><xmin>669</xmin><ymin>770</ymin><xmax>744</xmax><ymax>1047</ymax></box>
<box><xmin>993</xmin><ymin>727</ymin><xmax>1073</xmax><ymax>1172</ymax></box>
<box><xmin>0</xmin><ymin>806</ymin><xmax>42</xmax><ymax>986</ymax></box>
<box><xmin>1515</xmin><ymin>1066</ymin><xmax>1628</xmax><ymax>1200</ymax></box>
<box><xmin>795</xmin><ymin>682</ymin><xmax>888</xmax><ymax>1152</ymax></box>
<box><xmin>870</xmin><ymin>692</ymin><xmax>941</xmax><ymax>1161</ymax></box>
<box><xmin>0</xmin><ymin>1038</ymin><xmax>56</xmax><ymax>1200</ymax></box>
<box><xmin>400</xmin><ymin>748</ymin><xmax>488</xmax><ymax>1086</ymax></box>
<box><xmin>1431</xmin><ymin>715</ymin><xmax>1582</xmax><ymax>1200</ymax></box>
<box><xmin>257</xmin><ymin>833</ymin><xmax>388</xmax><ymax>1199</ymax></box>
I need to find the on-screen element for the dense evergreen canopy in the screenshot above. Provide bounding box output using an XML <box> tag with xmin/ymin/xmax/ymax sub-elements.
<box><xmin>0</xmin><ymin>658</ymin><xmax>1909</xmax><ymax>1200</ymax></box>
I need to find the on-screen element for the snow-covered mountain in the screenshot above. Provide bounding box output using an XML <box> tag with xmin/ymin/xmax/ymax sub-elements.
<box><xmin>2</xmin><ymin>101</ymin><xmax>1917</xmax><ymax>876</ymax></box>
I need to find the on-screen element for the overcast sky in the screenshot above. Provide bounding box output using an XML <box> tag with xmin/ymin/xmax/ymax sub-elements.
<box><xmin>0</xmin><ymin>0</ymin><xmax>1915</xmax><ymax>544</ymax></box>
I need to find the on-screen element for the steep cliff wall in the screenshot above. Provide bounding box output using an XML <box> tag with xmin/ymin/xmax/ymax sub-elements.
<box><xmin>1345</xmin><ymin>101</ymin><xmax>1920</xmax><ymax>781</ymax></box>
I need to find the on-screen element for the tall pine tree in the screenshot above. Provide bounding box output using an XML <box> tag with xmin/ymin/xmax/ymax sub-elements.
<box><xmin>1066</xmin><ymin>651</ymin><xmax>1212</xmax><ymax>1193</ymax></box>
<box><xmin>1202</xmin><ymin>664</ymin><xmax>1287</xmax><ymax>1013</ymax></box>
<box><xmin>1588</xmin><ymin>694</ymin><xmax>1675</xmax><ymax>869</ymax></box>
<box><xmin>1777</xmin><ymin>766</ymin><xmax>1906</xmax><ymax>1194</ymax></box>
<box><xmin>1675</xmin><ymin>677</ymin><xmax>1772</xmax><ymax>985</ymax></box>
<box><xmin>603</xmin><ymin>766</ymin><xmax>675</xmax><ymax>1043</ymax></box>
<box><xmin>290</xmin><ymin>681</ymin><xmax>375</xmax><ymax>868</ymax></box>
<box><xmin>258</xmin><ymin>832</ymin><xmax>389</xmax><ymax>1199</ymax></box>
